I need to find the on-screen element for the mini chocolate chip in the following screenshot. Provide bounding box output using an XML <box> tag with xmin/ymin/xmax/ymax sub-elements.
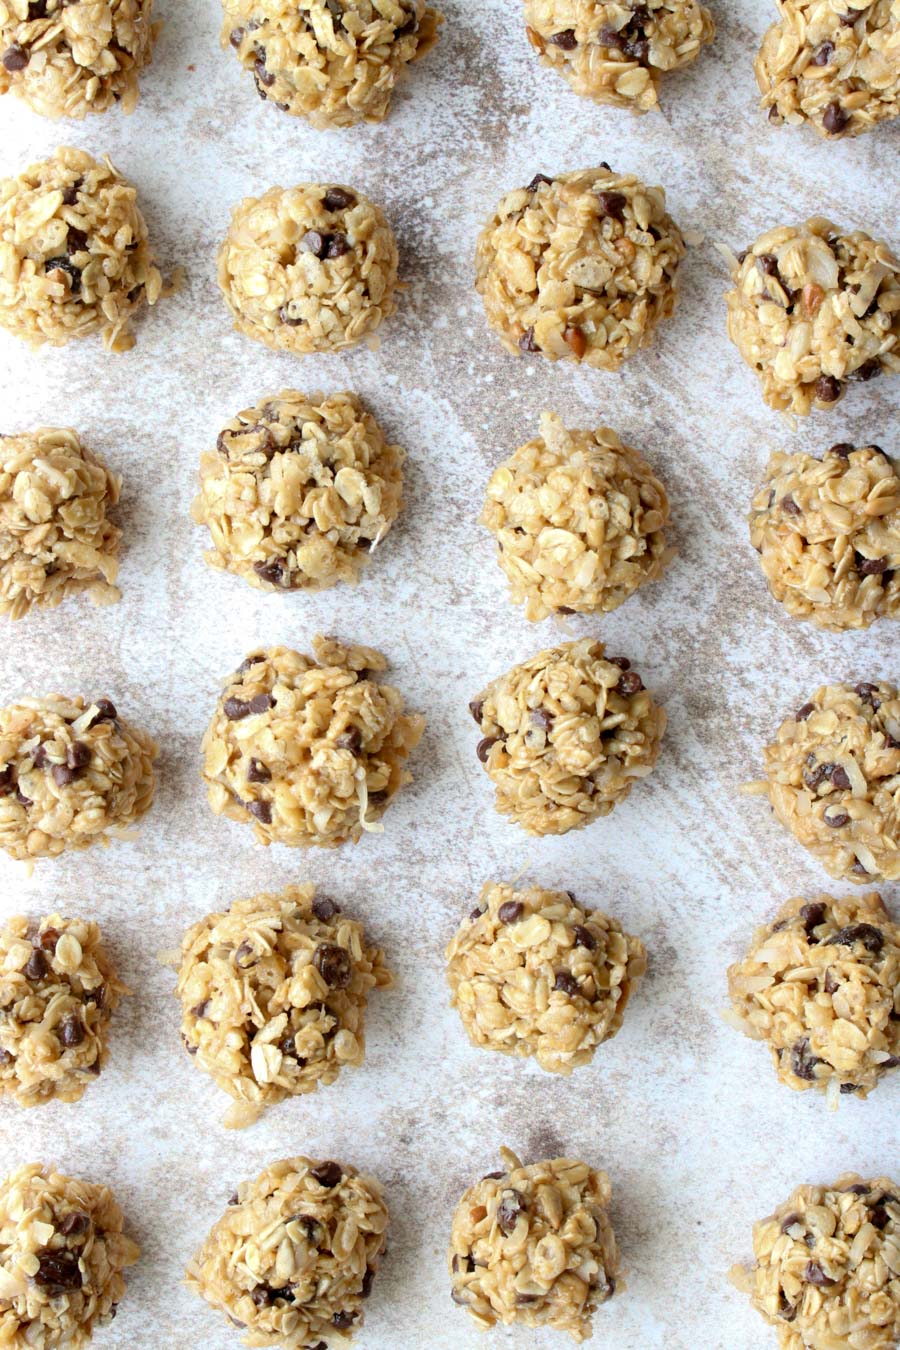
<box><xmin>469</xmin><ymin>699</ymin><xmax>484</xmax><ymax>723</ymax></box>
<box><xmin>323</xmin><ymin>188</ymin><xmax>355</xmax><ymax>211</ymax></box>
<box><xmin>791</xmin><ymin>1037</ymin><xmax>820</xmax><ymax>1081</ymax></box>
<box><xmin>830</xmin><ymin>923</ymin><xmax>884</xmax><ymax>953</ymax></box>
<box><xmin>518</xmin><ymin>327</ymin><xmax>539</xmax><ymax>353</ymax></box>
<box><xmin>498</xmin><ymin>901</ymin><xmax>523</xmax><ymax>925</ymax></box>
<box><xmin>795</xmin><ymin>702</ymin><xmax>814</xmax><ymax>721</ymax></box>
<box><xmin>815</xmin><ymin>374</ymin><xmax>841</xmax><ymax>403</ymax></box>
<box><xmin>799</xmin><ymin>902</ymin><xmax>826</xmax><ymax>936</ymax></box>
<box><xmin>527</xmin><ymin>174</ymin><xmax>553</xmax><ymax>191</ymax></box>
<box><xmin>804</xmin><ymin>1261</ymin><xmax>836</xmax><ymax>1287</ymax></box>
<box><xmin>849</xmin><ymin>358</ymin><xmax>882</xmax><ymax>382</ymax></box>
<box><xmin>822</xmin><ymin>100</ymin><xmax>850</xmax><ymax>134</ymax></box>
<box><xmin>301</xmin><ymin>229</ymin><xmax>327</xmax><ymax>258</ymax></box>
<box><xmin>476</xmin><ymin>736</ymin><xmax>498</xmax><ymax>762</ymax></box>
<box><xmin>548</xmin><ymin>28</ymin><xmax>577</xmax><ymax>48</ymax></box>
<box><xmin>595</xmin><ymin>190</ymin><xmax>627</xmax><ymax>221</ymax></box>
<box><xmin>253</xmin><ymin>558</ymin><xmax>285</xmax><ymax>586</ymax></box>
<box><xmin>314</xmin><ymin>943</ymin><xmax>352</xmax><ymax>989</ymax></box>
<box><xmin>496</xmin><ymin>1189</ymin><xmax>525</xmax><ymax>1234</ymax></box>
<box><xmin>35</xmin><ymin>1251</ymin><xmax>82</xmax><ymax>1296</ymax></box>
<box><xmin>572</xmin><ymin>924</ymin><xmax>597</xmax><ymax>950</ymax></box>
<box><xmin>248</xmin><ymin>800</ymin><xmax>272</xmax><ymax>824</ymax></box>
<box><xmin>325</xmin><ymin>232</ymin><xmax>350</xmax><ymax>259</ymax></box>
<box><xmin>2</xmin><ymin>43</ymin><xmax>29</xmax><ymax>72</ymax></box>
<box><xmin>830</xmin><ymin>765</ymin><xmax>851</xmax><ymax>790</ymax></box>
<box><xmin>811</xmin><ymin>41</ymin><xmax>834</xmax><ymax>64</ymax></box>
<box><xmin>530</xmin><ymin>709</ymin><xmax>553</xmax><ymax>731</ymax></box>
<box><xmin>617</xmin><ymin>671</ymin><xmax>644</xmax><ymax>695</ymax></box>
<box><xmin>59</xmin><ymin>1014</ymin><xmax>85</xmax><ymax>1048</ymax></box>
<box><xmin>24</xmin><ymin>949</ymin><xmax>47</xmax><ymax>981</ymax></box>
<box><xmin>336</xmin><ymin>727</ymin><xmax>362</xmax><ymax>754</ymax></box>
<box><xmin>310</xmin><ymin>1161</ymin><xmax>342</xmax><ymax>1188</ymax></box>
<box><xmin>554</xmin><ymin>971</ymin><xmax>580</xmax><ymax>996</ymax></box>
<box><xmin>312</xmin><ymin>895</ymin><xmax>339</xmax><ymax>921</ymax></box>
<box><xmin>247</xmin><ymin>758</ymin><xmax>271</xmax><ymax>783</ymax></box>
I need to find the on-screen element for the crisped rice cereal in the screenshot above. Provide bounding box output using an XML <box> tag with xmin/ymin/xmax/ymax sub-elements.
<box><xmin>221</xmin><ymin>0</ymin><xmax>442</xmax><ymax>127</ymax></box>
<box><xmin>724</xmin><ymin>217</ymin><xmax>900</xmax><ymax>415</ymax></box>
<box><xmin>446</xmin><ymin>881</ymin><xmax>646</xmax><ymax>1073</ymax></box>
<box><xmin>201</xmin><ymin>638</ymin><xmax>424</xmax><ymax>849</ymax></box>
<box><xmin>524</xmin><ymin>0</ymin><xmax>715</xmax><ymax>112</ymax></box>
<box><xmin>470</xmin><ymin>638</ymin><xmax>665</xmax><ymax>837</ymax></box>
<box><xmin>475</xmin><ymin>166</ymin><xmax>685</xmax><ymax>370</ymax></box>
<box><xmin>482</xmin><ymin>410</ymin><xmax>672</xmax><ymax>621</ymax></box>
<box><xmin>449</xmin><ymin>1147</ymin><xmax>619</xmax><ymax>1341</ymax></box>
<box><xmin>0</xmin><ymin>427</ymin><xmax>122</xmax><ymax>620</ymax></box>
<box><xmin>187</xmin><ymin>1155</ymin><xmax>388</xmax><ymax>1348</ymax></box>
<box><xmin>746</xmin><ymin>681</ymin><xmax>900</xmax><ymax>884</ymax></box>
<box><xmin>177</xmin><ymin>884</ymin><xmax>391</xmax><ymax>1127</ymax></box>
<box><xmin>218</xmin><ymin>183</ymin><xmax>398</xmax><ymax>355</ymax></box>
<box><xmin>0</xmin><ymin>146</ymin><xmax>165</xmax><ymax>352</ymax></box>
<box><xmin>726</xmin><ymin>891</ymin><xmax>900</xmax><ymax>1101</ymax></box>
<box><xmin>731</xmin><ymin>1174</ymin><xmax>900</xmax><ymax>1349</ymax></box>
<box><xmin>193</xmin><ymin>390</ymin><xmax>403</xmax><ymax>593</ymax></box>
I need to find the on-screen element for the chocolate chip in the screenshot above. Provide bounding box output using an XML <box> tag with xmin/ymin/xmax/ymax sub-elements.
<box><xmin>822</xmin><ymin>101</ymin><xmax>850</xmax><ymax>134</ymax></box>
<box><xmin>572</xmin><ymin>924</ymin><xmax>597</xmax><ymax>950</ymax></box>
<box><xmin>815</xmin><ymin>374</ymin><xmax>841</xmax><ymax>403</ymax></box>
<box><xmin>67</xmin><ymin>228</ymin><xmax>88</xmax><ymax>254</ymax></box>
<box><xmin>476</xmin><ymin>737</ymin><xmax>498</xmax><ymax>763</ymax></box>
<box><xmin>839</xmin><ymin>8</ymin><xmax>858</xmax><ymax>21</ymax></box>
<box><xmin>840</xmin><ymin>1081</ymin><xmax>859</xmax><ymax>1094</ymax></box>
<box><xmin>332</xmin><ymin>1311</ymin><xmax>356</xmax><ymax>1329</ymax></box>
<box><xmin>804</xmin><ymin>1261</ymin><xmax>836</xmax><ymax>1287</ymax></box>
<box><xmin>527</xmin><ymin>174</ymin><xmax>553</xmax><ymax>191</ymax></box>
<box><xmin>51</xmin><ymin>763</ymin><xmax>77</xmax><ymax>788</ymax></box>
<box><xmin>57</xmin><ymin>1212</ymin><xmax>90</xmax><ymax>1238</ymax></box>
<box><xmin>778</xmin><ymin>1294</ymin><xmax>798</xmax><ymax>1322</ymax></box>
<box><xmin>791</xmin><ymin>1037</ymin><xmax>820</xmax><ymax>1081</ymax></box>
<box><xmin>848</xmin><ymin>358</ymin><xmax>881</xmax><ymax>383</ymax></box>
<box><xmin>314</xmin><ymin>943</ymin><xmax>352</xmax><ymax>989</ymax></box>
<box><xmin>557</xmin><ymin>605</ymin><xmax>575</xmax><ymax>614</ymax></box>
<box><xmin>15</xmin><ymin>789</ymin><xmax>31</xmax><ymax>807</ymax></box>
<box><xmin>0</xmin><ymin>765</ymin><xmax>12</xmax><ymax>793</ymax></box>
<box><xmin>2</xmin><ymin>43</ymin><xmax>29</xmax><ymax>72</ymax></box>
<box><xmin>869</xmin><ymin>1205</ymin><xmax>891</xmax><ymax>1230</ymax></box>
<box><xmin>496</xmin><ymin>1189</ymin><xmax>525</xmax><ymax>1234</ymax></box>
<box><xmin>830</xmin><ymin>923</ymin><xmax>884</xmax><ymax>953</ymax></box>
<box><xmin>529</xmin><ymin>709</ymin><xmax>553</xmax><ymax>731</ymax></box>
<box><xmin>312</xmin><ymin>895</ymin><xmax>339</xmax><ymax>922</ymax></box>
<box><xmin>518</xmin><ymin>327</ymin><xmax>539</xmax><ymax>353</ymax></box>
<box><xmin>548</xmin><ymin>28</ymin><xmax>577</xmax><ymax>48</ymax></box>
<box><xmin>247</xmin><ymin>758</ymin><xmax>271</xmax><ymax>783</ymax></box>
<box><xmin>469</xmin><ymin>699</ymin><xmax>484</xmax><ymax>723</ymax></box>
<box><xmin>249</xmin><ymin>694</ymin><xmax>273</xmax><ymax>715</ymax></box>
<box><xmin>811</xmin><ymin>40</ymin><xmax>834</xmax><ymax>63</ymax></box>
<box><xmin>224</xmin><ymin>697</ymin><xmax>250</xmax><ymax>720</ymax></box>
<box><xmin>253</xmin><ymin>558</ymin><xmax>285</xmax><ymax>586</ymax></box>
<box><xmin>229</xmin><ymin>26</ymin><xmax>244</xmax><ymax>47</ymax></box>
<box><xmin>336</xmin><ymin>727</ymin><xmax>362</xmax><ymax>754</ymax></box>
<box><xmin>617</xmin><ymin>671</ymin><xmax>644</xmax><ymax>695</ymax></box>
<box><xmin>24</xmin><ymin>949</ymin><xmax>47</xmax><ymax>981</ymax></box>
<box><xmin>829</xmin><ymin>765</ymin><xmax>850</xmax><ymax>790</ymax></box>
<box><xmin>325</xmin><ymin>232</ymin><xmax>350</xmax><ymax>259</ymax></box>
<box><xmin>857</xmin><ymin>555</ymin><xmax>888</xmax><ymax>576</ymax></box>
<box><xmin>361</xmin><ymin>1266</ymin><xmax>375</xmax><ymax>1298</ymax></box>
<box><xmin>844</xmin><ymin>1183</ymin><xmax>869</xmax><ymax>1194</ymax></box>
<box><xmin>190</xmin><ymin>999</ymin><xmax>210</xmax><ymax>1019</ymax></box>
<box><xmin>757</xmin><ymin>254</ymin><xmax>779</xmax><ymax>277</ymax></box>
<box><xmin>554</xmin><ymin>971</ymin><xmax>580</xmax><ymax>996</ymax></box>
<box><xmin>89</xmin><ymin>698</ymin><xmax>117</xmax><ymax>725</ymax></box>
<box><xmin>248</xmin><ymin>800</ymin><xmax>272</xmax><ymax>824</ymax></box>
<box><xmin>368</xmin><ymin>789</ymin><xmax>389</xmax><ymax>805</ymax></box>
<box><xmin>28</xmin><ymin>1</ymin><xmax>49</xmax><ymax>16</ymax></box>
<box><xmin>234</xmin><ymin>941</ymin><xmax>256</xmax><ymax>968</ymax></box>
<box><xmin>828</xmin><ymin>443</ymin><xmax>853</xmax><ymax>458</ymax></box>
<box><xmin>780</xmin><ymin>495</ymin><xmax>800</xmax><ymax>516</ymax></box>
<box><xmin>595</xmin><ymin>190</ymin><xmax>627</xmax><ymax>221</ymax></box>
<box><xmin>67</xmin><ymin>741</ymin><xmax>90</xmax><ymax>771</ymax></box>
<box><xmin>795</xmin><ymin>702</ymin><xmax>814</xmax><ymax>721</ymax></box>
<box><xmin>310</xmin><ymin>1161</ymin><xmax>342</xmax><ymax>1188</ymax></box>
<box><xmin>59</xmin><ymin>1014</ymin><xmax>85</xmax><ymax>1047</ymax></box>
<box><xmin>301</xmin><ymin>229</ymin><xmax>327</xmax><ymax>258</ymax></box>
<box><xmin>40</xmin><ymin>928</ymin><xmax>60</xmax><ymax>953</ymax></box>
<box><xmin>799</xmin><ymin>902</ymin><xmax>826</xmax><ymax>936</ymax></box>
<box><xmin>469</xmin><ymin>905</ymin><xmax>485</xmax><ymax>922</ymax></box>
<box><xmin>498</xmin><ymin>901</ymin><xmax>523</xmax><ymax>925</ymax></box>
<box><xmin>323</xmin><ymin>188</ymin><xmax>355</xmax><ymax>211</ymax></box>
<box><xmin>780</xmin><ymin>1211</ymin><xmax>803</xmax><ymax>1234</ymax></box>
<box><xmin>34</xmin><ymin>1251</ymin><xmax>82</xmax><ymax>1296</ymax></box>
<box><xmin>824</xmin><ymin>969</ymin><xmax>839</xmax><ymax>995</ymax></box>
<box><xmin>251</xmin><ymin>1284</ymin><xmax>295</xmax><ymax>1307</ymax></box>
<box><xmin>823</xmin><ymin>808</ymin><xmax>850</xmax><ymax>828</ymax></box>
<box><xmin>855</xmin><ymin>682</ymin><xmax>881</xmax><ymax>707</ymax></box>
<box><xmin>44</xmin><ymin>256</ymin><xmax>81</xmax><ymax>293</ymax></box>
<box><xmin>599</xmin><ymin>24</ymin><xmax>626</xmax><ymax>48</ymax></box>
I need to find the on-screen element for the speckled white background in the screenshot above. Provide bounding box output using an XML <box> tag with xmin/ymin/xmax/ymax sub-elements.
<box><xmin>0</xmin><ymin>1</ymin><xmax>898</xmax><ymax>1346</ymax></box>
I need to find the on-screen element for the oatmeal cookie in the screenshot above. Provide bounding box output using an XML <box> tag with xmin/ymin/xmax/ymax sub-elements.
<box><xmin>218</xmin><ymin>183</ymin><xmax>398</xmax><ymax>355</ymax></box>
<box><xmin>0</xmin><ymin>1161</ymin><xmax>139</xmax><ymax>1349</ymax></box>
<box><xmin>756</xmin><ymin>0</ymin><xmax>900</xmax><ymax>139</ymax></box>
<box><xmin>470</xmin><ymin>638</ymin><xmax>665</xmax><ymax>837</ymax></box>
<box><xmin>749</xmin><ymin>441</ymin><xmax>900</xmax><ymax>630</ymax></box>
<box><xmin>724</xmin><ymin>217</ymin><xmax>900</xmax><ymax>415</ymax></box>
<box><xmin>0</xmin><ymin>146</ymin><xmax>165</xmax><ymax>352</ymax></box>
<box><xmin>0</xmin><ymin>695</ymin><xmax>156</xmax><ymax>862</ymax></box>
<box><xmin>201</xmin><ymin>638</ymin><xmax>424</xmax><ymax>849</ymax></box>
<box><xmin>0</xmin><ymin>427</ymin><xmax>121</xmax><ymax>620</ymax></box>
<box><xmin>177</xmin><ymin>885</ymin><xmax>391</xmax><ymax>1126</ymax></box>
<box><xmin>524</xmin><ymin>0</ymin><xmax>715</xmax><ymax>111</ymax></box>
<box><xmin>731</xmin><ymin>1174</ymin><xmax>900</xmax><ymax>1349</ymax></box>
<box><xmin>446</xmin><ymin>881</ymin><xmax>646</xmax><ymax>1074</ymax></box>
<box><xmin>449</xmin><ymin>1147</ymin><xmax>619</xmax><ymax>1341</ymax></box>
<box><xmin>193</xmin><ymin>390</ymin><xmax>403</xmax><ymax>593</ymax></box>
<box><xmin>187</xmin><ymin>1156</ymin><xmax>388</xmax><ymax>1348</ymax></box>
<box><xmin>221</xmin><ymin>0</ymin><xmax>442</xmax><ymax>127</ymax></box>
<box><xmin>746</xmin><ymin>682</ymin><xmax>900</xmax><ymax>883</ymax></box>
<box><xmin>482</xmin><ymin>410</ymin><xmax>672</xmax><ymax>621</ymax></box>
<box><xmin>475</xmin><ymin>167</ymin><xmax>685</xmax><ymax>370</ymax></box>
<box><xmin>0</xmin><ymin>912</ymin><xmax>126</xmax><ymax>1108</ymax></box>
<box><xmin>726</xmin><ymin>892</ymin><xmax>900</xmax><ymax>1101</ymax></box>
<box><xmin>0</xmin><ymin>0</ymin><xmax>160</xmax><ymax>120</ymax></box>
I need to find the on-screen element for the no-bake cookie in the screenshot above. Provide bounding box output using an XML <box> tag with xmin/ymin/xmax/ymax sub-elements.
<box><xmin>449</xmin><ymin>1147</ymin><xmax>619</xmax><ymax>1341</ymax></box>
<box><xmin>187</xmin><ymin>1156</ymin><xmax>388</xmax><ymax>1348</ymax></box>
<box><xmin>481</xmin><ymin>410</ymin><xmax>672</xmax><ymax>621</ymax></box>
<box><xmin>221</xmin><ymin>0</ymin><xmax>442</xmax><ymax>127</ymax></box>
<box><xmin>201</xmin><ymin>638</ymin><xmax>424</xmax><ymax>849</ymax></box>
<box><xmin>475</xmin><ymin>166</ymin><xmax>685</xmax><ymax>370</ymax></box>
<box><xmin>193</xmin><ymin>390</ymin><xmax>404</xmax><ymax>593</ymax></box>
<box><xmin>471</xmin><ymin>638</ymin><xmax>665</xmax><ymax>836</ymax></box>
<box><xmin>0</xmin><ymin>1161</ymin><xmax>139</xmax><ymax>1348</ymax></box>
<box><xmin>218</xmin><ymin>183</ymin><xmax>398</xmax><ymax>355</ymax></box>
<box><xmin>724</xmin><ymin>217</ymin><xmax>900</xmax><ymax>415</ymax></box>
<box><xmin>446</xmin><ymin>882</ymin><xmax>646</xmax><ymax>1073</ymax></box>
<box><xmin>0</xmin><ymin>146</ymin><xmax>165</xmax><ymax>352</ymax></box>
<box><xmin>0</xmin><ymin>0</ymin><xmax>160</xmax><ymax>120</ymax></box>
<box><xmin>0</xmin><ymin>427</ymin><xmax>122</xmax><ymax>620</ymax></box>
<box><xmin>746</xmin><ymin>682</ymin><xmax>900</xmax><ymax>883</ymax></box>
<box><xmin>524</xmin><ymin>0</ymin><xmax>715</xmax><ymax>112</ymax></box>
<box><xmin>749</xmin><ymin>441</ymin><xmax>900</xmax><ymax>630</ymax></box>
<box><xmin>0</xmin><ymin>695</ymin><xmax>157</xmax><ymax>861</ymax></box>
<box><xmin>732</xmin><ymin>1174</ymin><xmax>900</xmax><ymax>1349</ymax></box>
<box><xmin>177</xmin><ymin>884</ymin><xmax>391</xmax><ymax>1126</ymax></box>
<box><xmin>726</xmin><ymin>891</ymin><xmax>900</xmax><ymax>1101</ymax></box>
<box><xmin>755</xmin><ymin>0</ymin><xmax>900</xmax><ymax>139</ymax></box>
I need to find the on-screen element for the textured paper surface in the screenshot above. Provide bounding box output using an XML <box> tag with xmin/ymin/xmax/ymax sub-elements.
<box><xmin>0</xmin><ymin>2</ymin><xmax>898</xmax><ymax>1346</ymax></box>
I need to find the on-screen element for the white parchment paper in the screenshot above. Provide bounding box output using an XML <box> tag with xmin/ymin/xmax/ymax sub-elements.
<box><xmin>0</xmin><ymin>2</ymin><xmax>898</xmax><ymax>1345</ymax></box>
